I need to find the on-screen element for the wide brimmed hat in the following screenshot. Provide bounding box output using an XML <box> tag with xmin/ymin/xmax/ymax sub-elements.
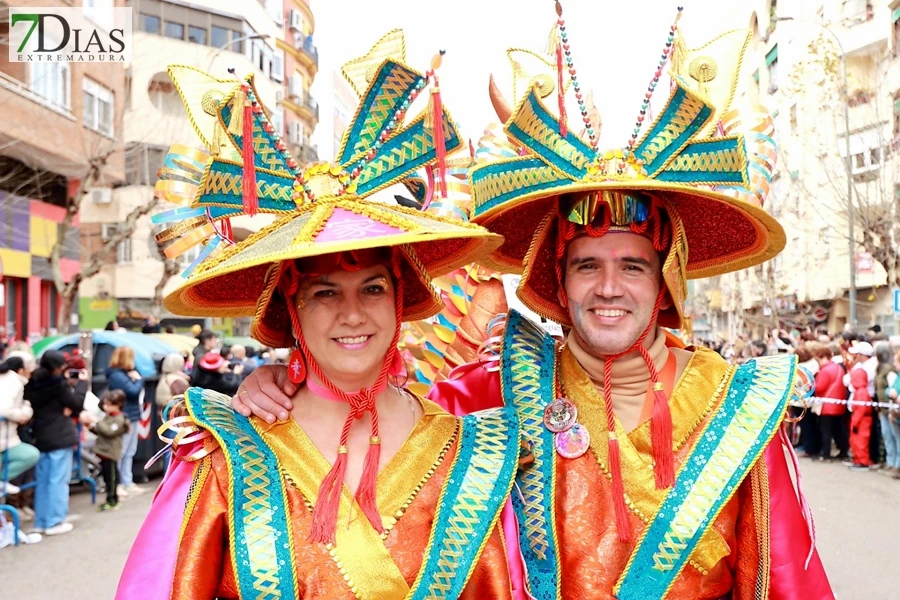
<box><xmin>157</xmin><ymin>56</ymin><xmax>501</xmax><ymax>347</ymax></box>
<box><xmin>471</xmin><ymin>71</ymin><xmax>783</xmax><ymax>329</ymax></box>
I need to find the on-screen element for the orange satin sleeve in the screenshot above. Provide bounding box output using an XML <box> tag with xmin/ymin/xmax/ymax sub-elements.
<box><xmin>170</xmin><ymin>452</ymin><xmax>239</xmax><ymax>600</ymax></box>
<box><xmin>459</xmin><ymin>524</ymin><xmax>514</xmax><ymax>600</ymax></box>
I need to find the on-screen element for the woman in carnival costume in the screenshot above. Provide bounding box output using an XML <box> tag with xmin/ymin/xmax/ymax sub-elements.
<box><xmin>117</xmin><ymin>44</ymin><xmax>520</xmax><ymax>600</ymax></box>
<box><xmin>238</xmin><ymin>5</ymin><xmax>834</xmax><ymax>599</ymax></box>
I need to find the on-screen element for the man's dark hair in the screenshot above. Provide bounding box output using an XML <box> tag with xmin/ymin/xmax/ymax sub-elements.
<box><xmin>245</xmin><ymin>347</ymin><xmax>257</xmax><ymax>359</ymax></box>
<box><xmin>198</xmin><ymin>329</ymin><xmax>216</xmax><ymax>345</ymax></box>
<box><xmin>165</xmin><ymin>325</ymin><xmax>176</xmax><ymax>334</ymax></box>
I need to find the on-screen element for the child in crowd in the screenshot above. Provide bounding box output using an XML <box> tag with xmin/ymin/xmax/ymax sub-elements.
<box><xmin>88</xmin><ymin>390</ymin><xmax>130</xmax><ymax>511</ymax></box>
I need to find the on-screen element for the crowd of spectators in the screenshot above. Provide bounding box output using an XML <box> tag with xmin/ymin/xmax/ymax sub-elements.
<box><xmin>698</xmin><ymin>324</ymin><xmax>900</xmax><ymax>478</ymax></box>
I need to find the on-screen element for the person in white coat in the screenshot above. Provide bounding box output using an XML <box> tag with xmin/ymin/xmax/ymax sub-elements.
<box><xmin>0</xmin><ymin>351</ymin><xmax>39</xmax><ymax>495</ymax></box>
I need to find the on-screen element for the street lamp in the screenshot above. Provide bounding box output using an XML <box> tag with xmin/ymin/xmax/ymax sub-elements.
<box><xmin>206</xmin><ymin>33</ymin><xmax>270</xmax><ymax>73</ymax></box>
<box><xmin>773</xmin><ymin>16</ymin><xmax>857</xmax><ymax>329</ymax></box>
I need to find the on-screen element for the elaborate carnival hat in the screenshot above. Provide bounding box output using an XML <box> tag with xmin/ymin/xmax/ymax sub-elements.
<box><xmin>471</xmin><ymin>6</ymin><xmax>783</xmax><ymax>331</ymax></box>
<box><xmin>156</xmin><ymin>56</ymin><xmax>501</xmax><ymax>350</ymax></box>
<box><xmin>154</xmin><ymin>37</ymin><xmax>502</xmax><ymax>545</ymax></box>
<box><xmin>469</xmin><ymin>3</ymin><xmax>783</xmax><ymax>541</ymax></box>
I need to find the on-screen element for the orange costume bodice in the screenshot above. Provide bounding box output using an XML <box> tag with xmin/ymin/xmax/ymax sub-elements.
<box><xmin>119</xmin><ymin>397</ymin><xmax>514</xmax><ymax>600</ymax></box>
<box><xmin>553</xmin><ymin>345</ymin><xmax>767</xmax><ymax>599</ymax></box>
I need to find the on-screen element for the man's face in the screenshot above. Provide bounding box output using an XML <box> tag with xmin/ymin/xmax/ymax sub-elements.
<box><xmin>562</xmin><ymin>232</ymin><xmax>669</xmax><ymax>357</ymax></box>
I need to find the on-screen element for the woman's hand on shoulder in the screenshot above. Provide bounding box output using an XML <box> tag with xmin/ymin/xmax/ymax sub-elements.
<box><xmin>231</xmin><ymin>365</ymin><xmax>296</xmax><ymax>423</ymax></box>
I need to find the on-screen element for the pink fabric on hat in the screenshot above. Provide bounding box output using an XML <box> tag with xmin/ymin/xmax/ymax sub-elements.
<box><xmin>314</xmin><ymin>208</ymin><xmax>404</xmax><ymax>243</ymax></box>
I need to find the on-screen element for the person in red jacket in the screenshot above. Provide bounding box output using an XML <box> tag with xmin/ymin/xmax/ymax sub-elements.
<box><xmin>847</xmin><ymin>349</ymin><xmax>874</xmax><ymax>470</ymax></box>
<box><xmin>813</xmin><ymin>344</ymin><xmax>850</xmax><ymax>461</ymax></box>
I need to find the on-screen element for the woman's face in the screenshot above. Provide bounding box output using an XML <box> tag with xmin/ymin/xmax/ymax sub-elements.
<box><xmin>295</xmin><ymin>262</ymin><xmax>397</xmax><ymax>387</ymax></box>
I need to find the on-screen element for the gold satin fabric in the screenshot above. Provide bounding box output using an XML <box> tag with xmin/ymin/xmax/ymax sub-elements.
<box><xmin>552</xmin><ymin>346</ymin><xmax>766</xmax><ymax>599</ymax></box>
<box><xmin>168</xmin><ymin>397</ymin><xmax>513</xmax><ymax>599</ymax></box>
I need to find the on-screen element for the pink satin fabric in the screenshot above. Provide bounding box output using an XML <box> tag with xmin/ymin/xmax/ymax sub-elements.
<box><xmin>115</xmin><ymin>446</ymin><xmax>198</xmax><ymax>599</ymax></box>
<box><xmin>429</xmin><ymin>360</ymin><xmax>836</xmax><ymax>600</ymax></box>
<box><xmin>764</xmin><ymin>431</ymin><xmax>835</xmax><ymax>599</ymax></box>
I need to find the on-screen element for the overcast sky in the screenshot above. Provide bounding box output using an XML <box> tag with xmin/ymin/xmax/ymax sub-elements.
<box><xmin>310</xmin><ymin>0</ymin><xmax>748</xmax><ymax>152</ymax></box>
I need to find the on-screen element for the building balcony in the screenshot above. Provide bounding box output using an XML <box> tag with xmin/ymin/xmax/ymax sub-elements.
<box><xmin>286</xmin><ymin>93</ymin><xmax>319</xmax><ymax>123</ymax></box>
<box><xmin>294</xmin><ymin>142</ymin><xmax>318</xmax><ymax>165</ymax></box>
<box><xmin>301</xmin><ymin>96</ymin><xmax>319</xmax><ymax>121</ymax></box>
<box><xmin>832</xmin><ymin>11</ymin><xmax>887</xmax><ymax>57</ymax></box>
<box><xmin>292</xmin><ymin>34</ymin><xmax>319</xmax><ymax>73</ymax></box>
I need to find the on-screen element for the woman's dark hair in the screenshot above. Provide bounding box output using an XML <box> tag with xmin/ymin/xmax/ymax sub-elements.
<box><xmin>105</xmin><ymin>320</ymin><xmax>118</xmax><ymax>331</ymax></box>
<box><xmin>32</xmin><ymin>350</ymin><xmax>68</xmax><ymax>382</ymax></box>
<box><xmin>0</xmin><ymin>356</ymin><xmax>25</xmax><ymax>375</ymax></box>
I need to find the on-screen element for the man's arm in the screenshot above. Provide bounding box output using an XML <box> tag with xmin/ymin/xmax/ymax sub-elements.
<box><xmin>427</xmin><ymin>361</ymin><xmax>504</xmax><ymax>416</ymax></box>
<box><xmin>230</xmin><ymin>365</ymin><xmax>298</xmax><ymax>422</ymax></box>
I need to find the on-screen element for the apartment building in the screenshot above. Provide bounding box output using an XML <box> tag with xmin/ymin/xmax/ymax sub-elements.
<box><xmin>0</xmin><ymin>0</ymin><xmax>126</xmax><ymax>338</ymax></box>
<box><xmin>692</xmin><ymin>0</ymin><xmax>900</xmax><ymax>338</ymax></box>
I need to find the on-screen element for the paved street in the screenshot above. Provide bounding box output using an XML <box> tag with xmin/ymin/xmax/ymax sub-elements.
<box><xmin>1</xmin><ymin>458</ymin><xmax>898</xmax><ymax>599</ymax></box>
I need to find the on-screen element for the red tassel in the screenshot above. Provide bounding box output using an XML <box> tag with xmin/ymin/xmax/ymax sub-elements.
<box><xmin>608</xmin><ymin>436</ymin><xmax>632</xmax><ymax>543</ymax></box>
<box><xmin>221</xmin><ymin>218</ymin><xmax>234</xmax><ymax>244</ymax></box>
<box><xmin>354</xmin><ymin>440</ymin><xmax>384</xmax><ymax>534</ymax></box>
<box><xmin>241</xmin><ymin>98</ymin><xmax>258</xmax><ymax>217</ymax></box>
<box><xmin>556</xmin><ymin>43</ymin><xmax>568</xmax><ymax>138</ymax></box>
<box><xmin>431</xmin><ymin>88</ymin><xmax>448</xmax><ymax>197</ymax></box>
<box><xmin>308</xmin><ymin>450</ymin><xmax>348</xmax><ymax>545</ymax></box>
<box><xmin>650</xmin><ymin>385</ymin><xmax>675</xmax><ymax>488</ymax></box>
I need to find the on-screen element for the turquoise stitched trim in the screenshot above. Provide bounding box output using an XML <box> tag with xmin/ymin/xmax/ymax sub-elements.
<box><xmin>186</xmin><ymin>387</ymin><xmax>297</xmax><ymax>600</ymax></box>
<box><xmin>634</xmin><ymin>84</ymin><xmax>713</xmax><ymax>177</ymax></box>
<box><xmin>197</xmin><ymin>161</ymin><xmax>294</xmax><ymax>211</ymax></box>
<box><xmin>409</xmin><ymin>406</ymin><xmax>520</xmax><ymax>600</ymax></box>
<box><xmin>337</xmin><ymin>61</ymin><xmax>425</xmax><ymax>167</ymax></box>
<box><xmin>220</xmin><ymin>103</ymin><xmax>292</xmax><ymax>175</ymax></box>
<box><xmin>655</xmin><ymin>138</ymin><xmax>748</xmax><ymax>185</ymax></box>
<box><xmin>617</xmin><ymin>355</ymin><xmax>795</xmax><ymax>600</ymax></box>
<box><xmin>355</xmin><ymin>111</ymin><xmax>462</xmax><ymax>196</ymax></box>
<box><xmin>470</xmin><ymin>157</ymin><xmax>572</xmax><ymax>218</ymax></box>
<box><xmin>506</xmin><ymin>89</ymin><xmax>594</xmax><ymax>181</ymax></box>
<box><xmin>503</xmin><ymin>310</ymin><xmax>560</xmax><ymax>600</ymax></box>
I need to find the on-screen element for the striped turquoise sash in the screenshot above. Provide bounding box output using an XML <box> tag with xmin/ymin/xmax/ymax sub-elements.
<box><xmin>185</xmin><ymin>387</ymin><xmax>297</xmax><ymax>600</ymax></box>
<box><xmin>500</xmin><ymin>310</ymin><xmax>561</xmax><ymax>600</ymax></box>
<box><xmin>409</xmin><ymin>405</ymin><xmax>520</xmax><ymax>599</ymax></box>
<box><xmin>615</xmin><ymin>354</ymin><xmax>795</xmax><ymax>600</ymax></box>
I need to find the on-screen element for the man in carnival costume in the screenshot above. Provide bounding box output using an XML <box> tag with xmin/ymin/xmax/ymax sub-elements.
<box><xmin>236</xmin><ymin>6</ymin><xmax>834</xmax><ymax>600</ymax></box>
<box><xmin>118</xmin><ymin>40</ymin><xmax>523</xmax><ymax>599</ymax></box>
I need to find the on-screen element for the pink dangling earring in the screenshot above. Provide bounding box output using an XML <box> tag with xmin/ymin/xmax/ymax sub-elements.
<box><xmin>389</xmin><ymin>350</ymin><xmax>406</xmax><ymax>378</ymax></box>
<box><xmin>288</xmin><ymin>347</ymin><xmax>307</xmax><ymax>384</ymax></box>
